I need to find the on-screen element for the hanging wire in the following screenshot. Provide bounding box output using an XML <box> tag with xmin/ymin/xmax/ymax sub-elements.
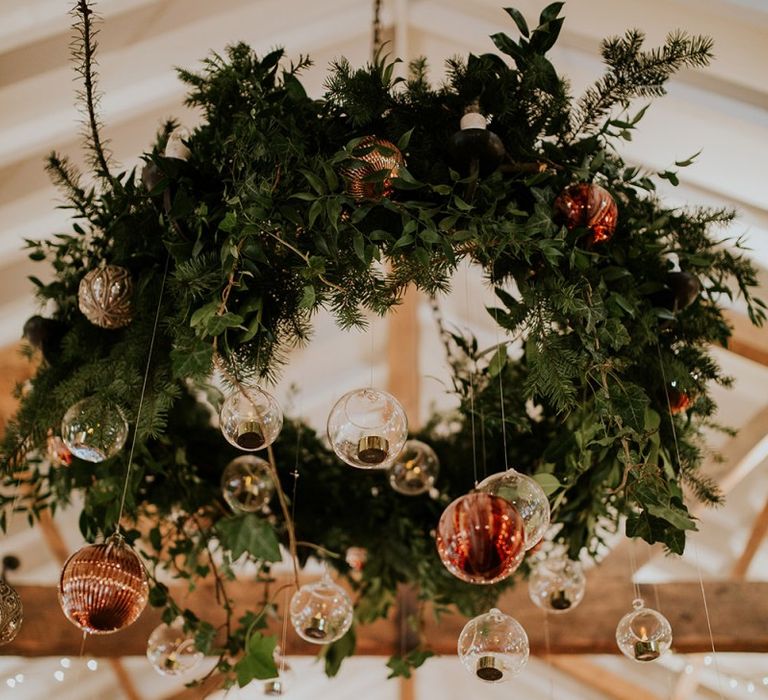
<box><xmin>543</xmin><ymin>611</ymin><xmax>555</xmax><ymax>700</ymax></box>
<box><xmin>372</xmin><ymin>0</ymin><xmax>383</xmax><ymax>59</ymax></box>
<box><xmin>115</xmin><ymin>254</ymin><xmax>170</xmax><ymax>529</ymax></box>
<box><xmin>655</xmin><ymin>339</ymin><xmax>724</xmax><ymax>700</ymax></box>
<box><xmin>463</xmin><ymin>263</ymin><xmax>479</xmax><ymax>486</ymax></box>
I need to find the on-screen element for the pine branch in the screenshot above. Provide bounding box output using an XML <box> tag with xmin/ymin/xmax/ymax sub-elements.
<box><xmin>567</xmin><ymin>30</ymin><xmax>713</xmax><ymax>141</ymax></box>
<box><xmin>70</xmin><ymin>0</ymin><xmax>112</xmax><ymax>179</ymax></box>
<box><xmin>45</xmin><ymin>152</ymin><xmax>92</xmax><ymax>220</ymax></box>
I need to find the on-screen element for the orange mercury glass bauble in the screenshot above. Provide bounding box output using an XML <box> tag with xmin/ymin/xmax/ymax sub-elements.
<box><xmin>436</xmin><ymin>492</ymin><xmax>526</xmax><ymax>585</ymax></box>
<box><xmin>339</xmin><ymin>136</ymin><xmax>405</xmax><ymax>201</ymax></box>
<box><xmin>58</xmin><ymin>534</ymin><xmax>149</xmax><ymax>634</ymax></box>
<box><xmin>668</xmin><ymin>386</ymin><xmax>693</xmax><ymax>414</ymax></box>
<box><xmin>553</xmin><ymin>183</ymin><xmax>618</xmax><ymax>245</ymax></box>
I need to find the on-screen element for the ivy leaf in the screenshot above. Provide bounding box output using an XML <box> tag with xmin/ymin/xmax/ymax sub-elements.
<box><xmin>206</xmin><ymin>312</ymin><xmax>244</xmax><ymax>336</ymax></box>
<box><xmin>323</xmin><ymin>625</ymin><xmax>356</xmax><ymax>677</ymax></box>
<box><xmin>386</xmin><ymin>649</ymin><xmax>435</xmax><ymax>679</ymax></box>
<box><xmin>170</xmin><ymin>342</ymin><xmax>213</xmax><ymax>379</ymax></box>
<box><xmin>215</xmin><ymin>514</ymin><xmax>281</xmax><ymax>561</ymax></box>
<box><xmin>487</xmin><ymin>346</ymin><xmax>508</xmax><ymax>378</ymax></box>
<box><xmin>532</xmin><ymin>472</ymin><xmax>561</xmax><ymax>495</ymax></box>
<box><xmin>299</xmin><ymin>285</ymin><xmax>316</xmax><ymax>309</ymax></box>
<box><xmin>235</xmin><ymin>632</ymin><xmax>278</xmax><ymax>687</ymax></box>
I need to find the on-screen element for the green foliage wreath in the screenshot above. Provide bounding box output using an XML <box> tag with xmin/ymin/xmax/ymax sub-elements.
<box><xmin>2</xmin><ymin>0</ymin><xmax>764</xmax><ymax>687</ymax></box>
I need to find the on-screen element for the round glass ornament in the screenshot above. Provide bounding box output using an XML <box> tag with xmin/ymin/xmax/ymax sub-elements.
<box><xmin>327</xmin><ymin>388</ymin><xmax>408</xmax><ymax>469</ymax></box>
<box><xmin>61</xmin><ymin>397</ymin><xmax>129</xmax><ymax>463</ymax></box>
<box><xmin>221</xmin><ymin>455</ymin><xmax>274</xmax><ymax>513</ymax></box>
<box><xmin>289</xmin><ymin>570</ymin><xmax>353</xmax><ymax>644</ymax></box>
<box><xmin>528</xmin><ymin>555</ymin><xmax>586</xmax><ymax>613</ymax></box>
<box><xmin>436</xmin><ymin>492</ymin><xmax>526</xmax><ymax>584</ymax></box>
<box><xmin>146</xmin><ymin>619</ymin><xmax>203</xmax><ymax>676</ymax></box>
<box><xmin>219</xmin><ymin>385</ymin><xmax>283</xmax><ymax>451</ymax></box>
<box><xmin>477</xmin><ymin>469</ymin><xmax>550</xmax><ymax>550</ymax></box>
<box><xmin>458</xmin><ymin>608</ymin><xmax>529</xmax><ymax>683</ymax></box>
<box><xmin>616</xmin><ymin>599</ymin><xmax>673</xmax><ymax>662</ymax></box>
<box><xmin>553</xmin><ymin>182</ymin><xmax>618</xmax><ymax>245</ymax></box>
<box><xmin>387</xmin><ymin>439</ymin><xmax>439</xmax><ymax>495</ymax></box>
<box><xmin>58</xmin><ymin>534</ymin><xmax>148</xmax><ymax>634</ymax></box>
<box><xmin>78</xmin><ymin>264</ymin><xmax>134</xmax><ymax>329</ymax></box>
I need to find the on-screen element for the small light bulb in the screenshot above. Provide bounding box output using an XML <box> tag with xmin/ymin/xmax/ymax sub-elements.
<box><xmin>6</xmin><ymin>679</ymin><xmax>15</xmax><ymax>688</ymax></box>
<box><xmin>54</xmin><ymin>671</ymin><xmax>64</xmax><ymax>682</ymax></box>
<box><xmin>747</xmin><ymin>682</ymin><xmax>755</xmax><ymax>693</ymax></box>
<box><xmin>729</xmin><ymin>678</ymin><xmax>738</xmax><ymax>689</ymax></box>
<box><xmin>684</xmin><ymin>664</ymin><xmax>693</xmax><ymax>674</ymax></box>
<box><xmin>704</xmin><ymin>655</ymin><xmax>713</xmax><ymax>666</ymax></box>
<box><xmin>60</xmin><ymin>658</ymin><xmax>71</xmax><ymax>668</ymax></box>
<box><xmin>14</xmin><ymin>674</ymin><xmax>23</xmax><ymax>683</ymax></box>
<box><xmin>87</xmin><ymin>659</ymin><xmax>98</xmax><ymax>671</ymax></box>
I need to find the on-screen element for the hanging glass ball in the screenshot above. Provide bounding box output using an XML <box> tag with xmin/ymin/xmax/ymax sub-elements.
<box><xmin>219</xmin><ymin>385</ymin><xmax>283</xmax><ymax>451</ymax></box>
<box><xmin>553</xmin><ymin>182</ymin><xmax>618</xmax><ymax>245</ymax></box>
<box><xmin>528</xmin><ymin>555</ymin><xmax>586</xmax><ymax>614</ymax></box>
<box><xmin>221</xmin><ymin>455</ymin><xmax>275</xmax><ymax>513</ymax></box>
<box><xmin>327</xmin><ymin>388</ymin><xmax>408</xmax><ymax>469</ymax></box>
<box><xmin>58</xmin><ymin>534</ymin><xmax>149</xmax><ymax>635</ymax></box>
<box><xmin>388</xmin><ymin>440</ymin><xmax>439</xmax><ymax>495</ymax></box>
<box><xmin>289</xmin><ymin>572</ymin><xmax>354</xmax><ymax>644</ymax></box>
<box><xmin>615</xmin><ymin>599</ymin><xmax>673</xmax><ymax>662</ymax></box>
<box><xmin>146</xmin><ymin>619</ymin><xmax>203</xmax><ymax>676</ymax></box>
<box><xmin>61</xmin><ymin>397</ymin><xmax>129</xmax><ymax>463</ymax></box>
<box><xmin>668</xmin><ymin>382</ymin><xmax>693</xmax><ymax>414</ymax></box>
<box><xmin>0</xmin><ymin>578</ymin><xmax>23</xmax><ymax>646</ymax></box>
<box><xmin>78</xmin><ymin>264</ymin><xmax>134</xmax><ymax>329</ymax></box>
<box><xmin>477</xmin><ymin>469</ymin><xmax>550</xmax><ymax>551</ymax></box>
<box><xmin>458</xmin><ymin>608</ymin><xmax>529</xmax><ymax>683</ymax></box>
<box><xmin>448</xmin><ymin>112</ymin><xmax>506</xmax><ymax>176</ymax></box>
<box><xmin>263</xmin><ymin>647</ymin><xmax>295</xmax><ymax>696</ymax></box>
<box><xmin>339</xmin><ymin>136</ymin><xmax>405</xmax><ymax>201</ymax></box>
<box><xmin>436</xmin><ymin>492</ymin><xmax>526</xmax><ymax>584</ymax></box>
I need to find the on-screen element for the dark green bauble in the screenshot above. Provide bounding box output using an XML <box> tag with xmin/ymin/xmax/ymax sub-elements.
<box><xmin>23</xmin><ymin>315</ymin><xmax>66</xmax><ymax>363</ymax></box>
<box><xmin>651</xmin><ymin>271</ymin><xmax>701</xmax><ymax>313</ymax></box>
<box><xmin>448</xmin><ymin>113</ymin><xmax>506</xmax><ymax>176</ymax></box>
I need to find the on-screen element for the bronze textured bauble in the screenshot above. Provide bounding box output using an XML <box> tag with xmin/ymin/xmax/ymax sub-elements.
<box><xmin>553</xmin><ymin>183</ymin><xmax>618</xmax><ymax>245</ymax></box>
<box><xmin>78</xmin><ymin>265</ymin><xmax>134</xmax><ymax>329</ymax></box>
<box><xmin>58</xmin><ymin>535</ymin><xmax>149</xmax><ymax>634</ymax></box>
<box><xmin>436</xmin><ymin>492</ymin><xmax>526</xmax><ymax>584</ymax></box>
<box><xmin>339</xmin><ymin>136</ymin><xmax>405</xmax><ymax>201</ymax></box>
<box><xmin>0</xmin><ymin>578</ymin><xmax>23</xmax><ymax>646</ymax></box>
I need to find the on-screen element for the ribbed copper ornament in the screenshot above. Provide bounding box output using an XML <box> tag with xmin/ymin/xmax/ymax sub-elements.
<box><xmin>553</xmin><ymin>183</ymin><xmax>618</xmax><ymax>245</ymax></box>
<box><xmin>339</xmin><ymin>136</ymin><xmax>404</xmax><ymax>201</ymax></box>
<box><xmin>78</xmin><ymin>265</ymin><xmax>134</xmax><ymax>329</ymax></box>
<box><xmin>0</xmin><ymin>579</ymin><xmax>22</xmax><ymax>645</ymax></box>
<box><xmin>58</xmin><ymin>535</ymin><xmax>148</xmax><ymax>634</ymax></box>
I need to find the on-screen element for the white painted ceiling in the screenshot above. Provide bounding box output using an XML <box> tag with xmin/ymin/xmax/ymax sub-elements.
<box><xmin>0</xmin><ymin>0</ymin><xmax>767</xmax><ymax>698</ymax></box>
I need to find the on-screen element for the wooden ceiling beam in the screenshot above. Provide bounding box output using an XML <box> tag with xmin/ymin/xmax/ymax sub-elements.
<box><xmin>3</xmin><ymin>578</ymin><xmax>767</xmax><ymax>658</ymax></box>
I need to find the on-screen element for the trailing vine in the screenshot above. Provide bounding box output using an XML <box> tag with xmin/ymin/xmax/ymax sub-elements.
<box><xmin>1</xmin><ymin>0</ymin><xmax>764</xmax><ymax>688</ymax></box>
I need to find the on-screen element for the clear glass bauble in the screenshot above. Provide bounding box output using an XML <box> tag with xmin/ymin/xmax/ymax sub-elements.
<box><xmin>615</xmin><ymin>599</ymin><xmax>673</xmax><ymax>662</ymax></box>
<box><xmin>219</xmin><ymin>385</ymin><xmax>283</xmax><ymax>451</ymax></box>
<box><xmin>61</xmin><ymin>397</ymin><xmax>128</xmax><ymax>463</ymax></box>
<box><xmin>263</xmin><ymin>647</ymin><xmax>295</xmax><ymax>696</ymax></box>
<box><xmin>458</xmin><ymin>608</ymin><xmax>529</xmax><ymax>683</ymax></box>
<box><xmin>221</xmin><ymin>455</ymin><xmax>275</xmax><ymax>513</ymax></box>
<box><xmin>436</xmin><ymin>492</ymin><xmax>526</xmax><ymax>585</ymax></box>
<box><xmin>477</xmin><ymin>469</ymin><xmax>550</xmax><ymax>550</ymax></box>
<box><xmin>327</xmin><ymin>388</ymin><xmax>408</xmax><ymax>469</ymax></box>
<box><xmin>528</xmin><ymin>556</ymin><xmax>586</xmax><ymax>614</ymax></box>
<box><xmin>146</xmin><ymin>619</ymin><xmax>203</xmax><ymax>676</ymax></box>
<box><xmin>387</xmin><ymin>439</ymin><xmax>439</xmax><ymax>495</ymax></box>
<box><xmin>289</xmin><ymin>571</ymin><xmax>353</xmax><ymax>644</ymax></box>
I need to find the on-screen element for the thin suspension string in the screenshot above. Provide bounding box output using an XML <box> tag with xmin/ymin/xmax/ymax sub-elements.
<box><xmin>493</xmin><ymin>310</ymin><xmax>509</xmax><ymax>475</ymax></box>
<box><xmin>543</xmin><ymin>611</ymin><xmax>555</xmax><ymax>700</ymax></box>
<box><xmin>655</xmin><ymin>340</ymin><xmax>724</xmax><ymax>699</ymax></box>
<box><xmin>627</xmin><ymin>538</ymin><xmax>642</xmax><ymax>602</ymax></box>
<box><xmin>281</xmin><ymin>420</ymin><xmax>303</xmax><ymax>661</ymax></box>
<box><xmin>116</xmin><ymin>255</ymin><xmax>170</xmax><ymax>530</ymax></box>
<box><xmin>372</xmin><ymin>0</ymin><xmax>383</xmax><ymax>59</ymax></box>
<box><xmin>463</xmin><ymin>264</ymin><xmax>479</xmax><ymax>486</ymax></box>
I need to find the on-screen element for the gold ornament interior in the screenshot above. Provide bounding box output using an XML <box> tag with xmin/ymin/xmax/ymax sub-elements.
<box><xmin>339</xmin><ymin>136</ymin><xmax>404</xmax><ymax>201</ymax></box>
<box><xmin>0</xmin><ymin>578</ymin><xmax>23</xmax><ymax>646</ymax></box>
<box><xmin>78</xmin><ymin>264</ymin><xmax>134</xmax><ymax>329</ymax></box>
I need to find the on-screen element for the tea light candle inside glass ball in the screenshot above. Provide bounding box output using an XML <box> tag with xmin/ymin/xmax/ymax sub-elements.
<box><xmin>289</xmin><ymin>571</ymin><xmax>353</xmax><ymax>644</ymax></box>
<box><xmin>327</xmin><ymin>388</ymin><xmax>408</xmax><ymax>469</ymax></box>
<box><xmin>61</xmin><ymin>397</ymin><xmax>128</xmax><ymax>463</ymax></box>
<box><xmin>219</xmin><ymin>385</ymin><xmax>283</xmax><ymax>451</ymax></box>
<box><xmin>458</xmin><ymin>608</ymin><xmax>529</xmax><ymax>683</ymax></box>
<box><xmin>146</xmin><ymin>619</ymin><xmax>203</xmax><ymax>676</ymax></box>
<box><xmin>387</xmin><ymin>440</ymin><xmax>439</xmax><ymax>495</ymax></box>
<box><xmin>616</xmin><ymin>599</ymin><xmax>673</xmax><ymax>662</ymax></box>
<box><xmin>221</xmin><ymin>455</ymin><xmax>274</xmax><ymax>513</ymax></box>
<box><xmin>528</xmin><ymin>555</ymin><xmax>586</xmax><ymax>614</ymax></box>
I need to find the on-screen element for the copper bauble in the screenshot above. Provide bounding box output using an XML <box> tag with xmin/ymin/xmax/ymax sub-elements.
<box><xmin>339</xmin><ymin>137</ymin><xmax>404</xmax><ymax>201</ymax></box>
<box><xmin>0</xmin><ymin>578</ymin><xmax>22</xmax><ymax>645</ymax></box>
<box><xmin>78</xmin><ymin>265</ymin><xmax>134</xmax><ymax>329</ymax></box>
<box><xmin>553</xmin><ymin>183</ymin><xmax>618</xmax><ymax>245</ymax></box>
<box><xmin>668</xmin><ymin>386</ymin><xmax>693</xmax><ymax>414</ymax></box>
<box><xmin>436</xmin><ymin>492</ymin><xmax>526</xmax><ymax>584</ymax></box>
<box><xmin>58</xmin><ymin>535</ymin><xmax>149</xmax><ymax>634</ymax></box>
